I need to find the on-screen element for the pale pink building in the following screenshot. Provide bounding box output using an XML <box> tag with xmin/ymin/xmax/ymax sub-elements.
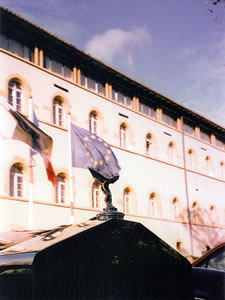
<box><xmin>0</xmin><ymin>7</ymin><xmax>224</xmax><ymax>257</ymax></box>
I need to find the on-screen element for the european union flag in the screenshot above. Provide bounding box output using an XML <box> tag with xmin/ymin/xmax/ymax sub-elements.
<box><xmin>71</xmin><ymin>124</ymin><xmax>121</xmax><ymax>179</ymax></box>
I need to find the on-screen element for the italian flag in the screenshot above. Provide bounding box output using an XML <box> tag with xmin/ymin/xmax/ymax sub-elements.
<box><xmin>0</xmin><ymin>98</ymin><xmax>56</xmax><ymax>185</ymax></box>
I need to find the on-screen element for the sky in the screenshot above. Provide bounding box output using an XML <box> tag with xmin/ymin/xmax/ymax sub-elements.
<box><xmin>1</xmin><ymin>0</ymin><xmax>225</xmax><ymax>127</ymax></box>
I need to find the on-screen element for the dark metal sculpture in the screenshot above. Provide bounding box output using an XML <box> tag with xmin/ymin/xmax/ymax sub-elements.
<box><xmin>89</xmin><ymin>169</ymin><xmax>124</xmax><ymax>220</ymax></box>
<box><xmin>101</xmin><ymin>174</ymin><xmax>119</xmax><ymax>211</ymax></box>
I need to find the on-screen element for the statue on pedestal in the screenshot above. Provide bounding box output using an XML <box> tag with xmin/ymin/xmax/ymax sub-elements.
<box><xmin>89</xmin><ymin>169</ymin><xmax>124</xmax><ymax>220</ymax></box>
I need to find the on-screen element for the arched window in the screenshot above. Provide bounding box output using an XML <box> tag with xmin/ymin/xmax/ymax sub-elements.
<box><xmin>187</xmin><ymin>149</ymin><xmax>193</xmax><ymax>170</ymax></box>
<box><xmin>89</xmin><ymin>111</ymin><xmax>98</xmax><ymax>134</ymax></box>
<box><xmin>53</xmin><ymin>97</ymin><xmax>64</xmax><ymax>126</ymax></box>
<box><xmin>172</xmin><ymin>197</ymin><xmax>178</xmax><ymax>219</ymax></box>
<box><xmin>56</xmin><ymin>173</ymin><xmax>66</xmax><ymax>204</ymax></box>
<box><xmin>209</xmin><ymin>205</ymin><xmax>216</xmax><ymax>224</ymax></box>
<box><xmin>8</xmin><ymin>79</ymin><xmax>22</xmax><ymax>112</ymax></box>
<box><xmin>123</xmin><ymin>188</ymin><xmax>130</xmax><ymax>213</ymax></box>
<box><xmin>92</xmin><ymin>181</ymin><xmax>101</xmax><ymax>209</ymax></box>
<box><xmin>191</xmin><ymin>202</ymin><xmax>198</xmax><ymax>223</ymax></box>
<box><xmin>176</xmin><ymin>241</ymin><xmax>183</xmax><ymax>252</ymax></box>
<box><xmin>205</xmin><ymin>155</ymin><xmax>210</xmax><ymax>175</ymax></box>
<box><xmin>220</xmin><ymin>161</ymin><xmax>225</xmax><ymax>179</ymax></box>
<box><xmin>146</xmin><ymin>133</ymin><xmax>152</xmax><ymax>156</ymax></box>
<box><xmin>168</xmin><ymin>142</ymin><xmax>174</xmax><ymax>163</ymax></box>
<box><xmin>10</xmin><ymin>164</ymin><xmax>23</xmax><ymax>197</ymax></box>
<box><xmin>120</xmin><ymin>123</ymin><xmax>127</xmax><ymax>149</ymax></box>
<box><xmin>149</xmin><ymin>192</ymin><xmax>156</xmax><ymax>217</ymax></box>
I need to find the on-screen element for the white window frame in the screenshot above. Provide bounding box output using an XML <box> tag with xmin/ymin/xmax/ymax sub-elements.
<box><xmin>120</xmin><ymin>124</ymin><xmax>127</xmax><ymax>149</ymax></box>
<box><xmin>168</xmin><ymin>143</ymin><xmax>174</xmax><ymax>164</ymax></box>
<box><xmin>123</xmin><ymin>190</ymin><xmax>130</xmax><ymax>213</ymax></box>
<box><xmin>92</xmin><ymin>183</ymin><xmax>101</xmax><ymax>209</ymax></box>
<box><xmin>139</xmin><ymin>102</ymin><xmax>156</xmax><ymax>119</ymax></box>
<box><xmin>209</xmin><ymin>205</ymin><xmax>216</xmax><ymax>224</ymax></box>
<box><xmin>205</xmin><ymin>156</ymin><xmax>212</xmax><ymax>176</ymax></box>
<box><xmin>187</xmin><ymin>150</ymin><xmax>193</xmax><ymax>170</ymax></box>
<box><xmin>220</xmin><ymin>162</ymin><xmax>224</xmax><ymax>179</ymax></box>
<box><xmin>10</xmin><ymin>165</ymin><xmax>23</xmax><ymax>198</ymax></box>
<box><xmin>149</xmin><ymin>197</ymin><xmax>156</xmax><ymax>217</ymax></box>
<box><xmin>89</xmin><ymin>112</ymin><xmax>98</xmax><ymax>135</ymax></box>
<box><xmin>8</xmin><ymin>80</ymin><xmax>23</xmax><ymax>112</ymax></box>
<box><xmin>112</xmin><ymin>89</ymin><xmax>132</xmax><ymax>107</ymax></box>
<box><xmin>172</xmin><ymin>199</ymin><xmax>178</xmax><ymax>219</ymax></box>
<box><xmin>146</xmin><ymin>134</ymin><xmax>152</xmax><ymax>156</ymax></box>
<box><xmin>56</xmin><ymin>175</ymin><xmax>66</xmax><ymax>204</ymax></box>
<box><xmin>53</xmin><ymin>98</ymin><xmax>64</xmax><ymax>127</ymax></box>
<box><xmin>192</xmin><ymin>203</ymin><xmax>198</xmax><ymax>223</ymax></box>
<box><xmin>81</xmin><ymin>74</ymin><xmax>104</xmax><ymax>95</ymax></box>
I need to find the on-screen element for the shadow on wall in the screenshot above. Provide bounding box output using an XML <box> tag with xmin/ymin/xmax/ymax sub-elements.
<box><xmin>181</xmin><ymin>208</ymin><xmax>224</xmax><ymax>257</ymax></box>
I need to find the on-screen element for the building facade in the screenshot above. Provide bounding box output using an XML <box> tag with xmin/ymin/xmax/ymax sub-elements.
<box><xmin>0</xmin><ymin>7</ymin><xmax>225</xmax><ymax>257</ymax></box>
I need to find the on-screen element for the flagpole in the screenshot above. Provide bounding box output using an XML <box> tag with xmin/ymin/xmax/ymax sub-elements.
<box><xmin>68</xmin><ymin>113</ymin><xmax>74</xmax><ymax>224</ymax></box>
<box><xmin>28</xmin><ymin>97</ymin><xmax>34</xmax><ymax>230</ymax></box>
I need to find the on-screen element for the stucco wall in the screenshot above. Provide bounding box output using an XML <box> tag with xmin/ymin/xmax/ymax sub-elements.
<box><xmin>1</xmin><ymin>51</ymin><xmax>225</xmax><ymax>257</ymax></box>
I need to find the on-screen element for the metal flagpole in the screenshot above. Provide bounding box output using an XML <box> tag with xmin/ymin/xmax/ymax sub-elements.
<box><xmin>68</xmin><ymin>113</ymin><xmax>74</xmax><ymax>224</ymax></box>
<box><xmin>28</xmin><ymin>96</ymin><xmax>34</xmax><ymax>230</ymax></box>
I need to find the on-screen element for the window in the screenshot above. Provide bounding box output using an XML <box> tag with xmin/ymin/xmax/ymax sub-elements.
<box><xmin>220</xmin><ymin>161</ymin><xmax>225</xmax><ymax>179</ymax></box>
<box><xmin>183</xmin><ymin>119</ymin><xmax>195</xmax><ymax>136</ymax></box>
<box><xmin>172</xmin><ymin>198</ymin><xmax>178</xmax><ymax>219</ymax></box>
<box><xmin>96</xmin><ymin>82</ymin><xmax>104</xmax><ymax>95</ymax></box>
<box><xmin>139</xmin><ymin>99</ymin><xmax>156</xmax><ymax>118</ymax></box>
<box><xmin>206</xmin><ymin>247</ymin><xmax>225</xmax><ymax>271</ymax></box>
<box><xmin>162</xmin><ymin>109</ymin><xmax>177</xmax><ymax>128</ymax></box>
<box><xmin>112</xmin><ymin>88</ymin><xmax>132</xmax><ymax>107</ymax></box>
<box><xmin>64</xmin><ymin>65</ymin><xmax>73</xmax><ymax>80</ymax></box>
<box><xmin>53</xmin><ymin>97</ymin><xmax>64</xmax><ymax>126</ymax></box>
<box><xmin>205</xmin><ymin>155</ymin><xmax>211</xmax><ymax>175</ymax></box>
<box><xmin>200</xmin><ymin>127</ymin><xmax>210</xmax><ymax>143</ymax></box>
<box><xmin>89</xmin><ymin>111</ymin><xmax>98</xmax><ymax>134</ymax></box>
<box><xmin>56</xmin><ymin>173</ymin><xmax>66</xmax><ymax>204</ymax></box>
<box><xmin>187</xmin><ymin>149</ymin><xmax>193</xmax><ymax>170</ymax></box>
<box><xmin>0</xmin><ymin>33</ymin><xmax>8</xmax><ymax>50</ymax></box>
<box><xmin>146</xmin><ymin>133</ymin><xmax>152</xmax><ymax>156</ymax></box>
<box><xmin>9</xmin><ymin>39</ymin><xmax>23</xmax><ymax>57</ymax></box>
<box><xmin>23</xmin><ymin>46</ymin><xmax>33</xmax><ymax>62</ymax></box>
<box><xmin>9</xmin><ymin>38</ymin><xmax>33</xmax><ymax>61</ymax></box>
<box><xmin>0</xmin><ymin>34</ymin><xmax>33</xmax><ymax>62</ymax></box>
<box><xmin>43</xmin><ymin>55</ymin><xmax>73</xmax><ymax>80</ymax></box>
<box><xmin>168</xmin><ymin>142</ymin><xmax>174</xmax><ymax>163</ymax></box>
<box><xmin>81</xmin><ymin>73</ymin><xmax>104</xmax><ymax>95</ymax></box>
<box><xmin>51</xmin><ymin>59</ymin><xmax>63</xmax><ymax>75</ymax></box>
<box><xmin>215</xmin><ymin>136</ymin><xmax>224</xmax><ymax>150</ymax></box>
<box><xmin>120</xmin><ymin>123</ymin><xmax>127</xmax><ymax>149</ymax></box>
<box><xmin>209</xmin><ymin>205</ymin><xmax>216</xmax><ymax>224</ymax></box>
<box><xmin>92</xmin><ymin>182</ymin><xmax>101</xmax><ymax>209</ymax></box>
<box><xmin>8</xmin><ymin>80</ymin><xmax>22</xmax><ymax>112</ymax></box>
<box><xmin>209</xmin><ymin>205</ymin><xmax>215</xmax><ymax>223</ymax></box>
<box><xmin>191</xmin><ymin>202</ymin><xmax>198</xmax><ymax>223</ymax></box>
<box><xmin>123</xmin><ymin>188</ymin><xmax>130</xmax><ymax>213</ymax></box>
<box><xmin>176</xmin><ymin>241</ymin><xmax>183</xmax><ymax>252</ymax></box>
<box><xmin>149</xmin><ymin>193</ymin><xmax>156</xmax><ymax>217</ymax></box>
<box><xmin>87</xmin><ymin>77</ymin><xmax>96</xmax><ymax>91</ymax></box>
<box><xmin>10</xmin><ymin>164</ymin><xmax>23</xmax><ymax>197</ymax></box>
<box><xmin>197</xmin><ymin>246</ymin><xmax>225</xmax><ymax>271</ymax></box>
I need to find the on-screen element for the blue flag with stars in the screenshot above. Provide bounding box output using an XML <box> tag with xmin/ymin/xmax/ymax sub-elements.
<box><xmin>71</xmin><ymin>124</ymin><xmax>121</xmax><ymax>179</ymax></box>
